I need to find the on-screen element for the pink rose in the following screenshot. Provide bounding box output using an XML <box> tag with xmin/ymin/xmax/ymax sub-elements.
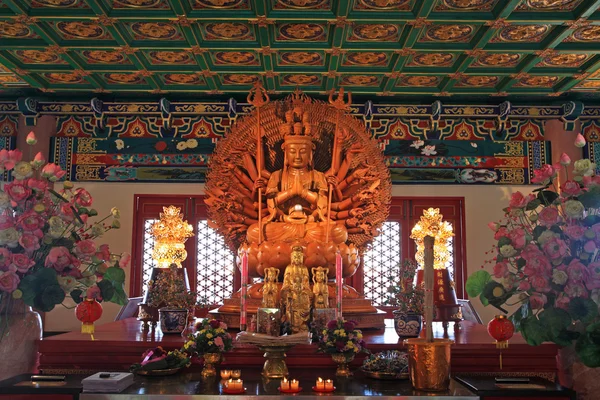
<box><xmin>565</xmin><ymin>282</ymin><xmax>588</xmax><ymax>298</ymax></box>
<box><xmin>532</xmin><ymin>164</ymin><xmax>556</xmax><ymax>184</ymax></box>
<box><xmin>17</xmin><ymin>212</ymin><xmax>45</xmax><ymax>232</ymax></box>
<box><xmin>4</xmin><ymin>181</ymin><xmax>31</xmax><ymax>205</ymax></box>
<box><xmin>119</xmin><ymin>252</ymin><xmax>131</xmax><ymax>269</ymax></box>
<box><xmin>494</xmin><ymin>227</ymin><xmax>509</xmax><ymax>241</ymax></box>
<box><xmin>567</xmin><ymin>259</ymin><xmax>589</xmax><ymax>282</ymax></box>
<box><xmin>493</xmin><ymin>262</ymin><xmax>508</xmax><ymax>278</ymax></box>
<box><xmin>45</xmin><ymin>246</ymin><xmax>73</xmax><ymax>272</ymax></box>
<box><xmin>74</xmin><ymin>239</ymin><xmax>97</xmax><ymax>259</ymax></box>
<box><xmin>565</xmin><ymin>225</ymin><xmax>586</xmax><ymax>240</ymax></box>
<box><xmin>0</xmin><ymin>269</ymin><xmax>19</xmax><ymax>293</ymax></box>
<box><xmin>559</xmin><ymin>153</ymin><xmax>571</xmax><ymax>166</ymax></box>
<box><xmin>530</xmin><ymin>275</ymin><xmax>550</xmax><ymax>292</ymax></box>
<box><xmin>509</xmin><ymin>192</ymin><xmax>535</xmax><ymax>209</ymax></box>
<box><xmin>538</xmin><ymin>207</ymin><xmax>560</xmax><ymax>227</ymax></box>
<box><xmin>60</xmin><ymin>203</ymin><xmax>75</xmax><ymax>221</ymax></box>
<box><xmin>529</xmin><ymin>293</ymin><xmax>547</xmax><ymax>309</ymax></box>
<box><xmin>19</xmin><ymin>233</ymin><xmax>40</xmax><ymax>253</ymax></box>
<box><xmin>555</xmin><ymin>294</ymin><xmax>571</xmax><ymax>310</ymax></box>
<box><xmin>95</xmin><ymin>244</ymin><xmax>110</xmax><ymax>262</ymax></box>
<box><xmin>542</xmin><ymin>238</ymin><xmax>568</xmax><ymax>260</ymax></box>
<box><xmin>214</xmin><ymin>336</ymin><xmax>224</xmax><ymax>349</ymax></box>
<box><xmin>0</xmin><ymin>248</ymin><xmax>11</xmax><ymax>271</ymax></box>
<box><xmin>74</xmin><ymin>188</ymin><xmax>93</xmax><ymax>207</ymax></box>
<box><xmin>562</xmin><ymin>181</ymin><xmax>583</xmax><ymax>197</ymax></box>
<box><xmin>518</xmin><ymin>280</ymin><xmax>531</xmax><ymax>291</ymax></box>
<box><xmin>508</xmin><ymin>228</ymin><xmax>527</xmax><ymax>249</ymax></box>
<box><xmin>26</xmin><ymin>178</ymin><xmax>47</xmax><ymax>192</ymax></box>
<box><xmin>11</xmin><ymin>253</ymin><xmax>34</xmax><ymax>273</ymax></box>
<box><xmin>0</xmin><ymin>214</ymin><xmax>14</xmax><ymax>230</ymax></box>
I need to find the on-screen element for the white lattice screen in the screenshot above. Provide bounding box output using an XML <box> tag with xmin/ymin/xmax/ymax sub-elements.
<box><xmin>196</xmin><ymin>221</ymin><xmax>235</xmax><ymax>305</ymax></box>
<box><xmin>363</xmin><ymin>221</ymin><xmax>402</xmax><ymax>306</ymax></box>
<box><xmin>141</xmin><ymin>219</ymin><xmax>158</xmax><ymax>297</ymax></box>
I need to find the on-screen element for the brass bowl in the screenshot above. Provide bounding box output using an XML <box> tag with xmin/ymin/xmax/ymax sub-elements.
<box><xmin>361</xmin><ymin>369</ymin><xmax>409</xmax><ymax>380</ymax></box>
<box><xmin>135</xmin><ymin>367</ymin><xmax>181</xmax><ymax>376</ymax></box>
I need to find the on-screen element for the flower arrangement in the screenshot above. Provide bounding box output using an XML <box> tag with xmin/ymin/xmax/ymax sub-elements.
<box><xmin>147</xmin><ymin>264</ymin><xmax>197</xmax><ymax>310</ymax></box>
<box><xmin>384</xmin><ymin>259</ymin><xmax>424</xmax><ymax>315</ymax></box>
<box><xmin>183</xmin><ymin>318</ymin><xmax>233</xmax><ymax>355</ymax></box>
<box><xmin>317</xmin><ymin>318</ymin><xmax>367</xmax><ymax>356</ymax></box>
<box><xmin>129</xmin><ymin>346</ymin><xmax>191</xmax><ymax>373</ymax></box>
<box><xmin>361</xmin><ymin>350</ymin><xmax>409</xmax><ymax>377</ymax></box>
<box><xmin>0</xmin><ymin>137</ymin><xmax>129</xmax><ymax>313</ymax></box>
<box><xmin>466</xmin><ymin>151</ymin><xmax>600</xmax><ymax>367</ymax></box>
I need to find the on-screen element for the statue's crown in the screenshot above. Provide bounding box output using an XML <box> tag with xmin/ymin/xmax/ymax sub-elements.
<box><xmin>281</xmin><ymin>89</ymin><xmax>314</xmax><ymax>143</ymax></box>
<box><xmin>292</xmin><ymin>245</ymin><xmax>304</xmax><ymax>253</ymax></box>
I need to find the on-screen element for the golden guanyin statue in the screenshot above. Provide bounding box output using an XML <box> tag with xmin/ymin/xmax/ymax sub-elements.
<box><xmin>262</xmin><ymin>267</ymin><xmax>279</xmax><ymax>309</ymax></box>
<box><xmin>312</xmin><ymin>267</ymin><xmax>329</xmax><ymax>309</ymax></box>
<box><xmin>205</xmin><ymin>83</ymin><xmax>391</xmax><ymax>327</ymax></box>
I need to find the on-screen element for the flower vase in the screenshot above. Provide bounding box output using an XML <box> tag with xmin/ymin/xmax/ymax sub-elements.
<box><xmin>558</xmin><ymin>345</ymin><xmax>600</xmax><ymax>400</ymax></box>
<box><xmin>201</xmin><ymin>352</ymin><xmax>222</xmax><ymax>377</ymax></box>
<box><xmin>393</xmin><ymin>310</ymin><xmax>423</xmax><ymax>338</ymax></box>
<box><xmin>0</xmin><ymin>295</ymin><xmax>43</xmax><ymax>381</ymax></box>
<box><xmin>331</xmin><ymin>353</ymin><xmax>354</xmax><ymax>377</ymax></box>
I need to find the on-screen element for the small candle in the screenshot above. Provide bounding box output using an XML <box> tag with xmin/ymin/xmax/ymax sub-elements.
<box><xmin>236</xmin><ymin>379</ymin><xmax>243</xmax><ymax>390</ymax></box>
<box><xmin>231</xmin><ymin>370</ymin><xmax>241</xmax><ymax>379</ymax></box>
<box><xmin>280</xmin><ymin>378</ymin><xmax>290</xmax><ymax>390</ymax></box>
<box><xmin>316</xmin><ymin>377</ymin><xmax>325</xmax><ymax>390</ymax></box>
<box><xmin>227</xmin><ymin>378</ymin><xmax>233</xmax><ymax>388</ymax></box>
<box><xmin>294</xmin><ymin>204</ymin><xmax>302</xmax><ymax>212</ymax></box>
<box><xmin>220</xmin><ymin>369</ymin><xmax>231</xmax><ymax>379</ymax></box>
<box><xmin>290</xmin><ymin>379</ymin><xmax>299</xmax><ymax>391</ymax></box>
<box><xmin>325</xmin><ymin>379</ymin><xmax>334</xmax><ymax>390</ymax></box>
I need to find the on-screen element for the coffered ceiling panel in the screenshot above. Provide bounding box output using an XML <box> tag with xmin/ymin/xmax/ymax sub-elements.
<box><xmin>0</xmin><ymin>0</ymin><xmax>599</xmax><ymax>100</ymax></box>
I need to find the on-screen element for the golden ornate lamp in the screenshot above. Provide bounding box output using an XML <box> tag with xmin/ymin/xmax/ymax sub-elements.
<box><xmin>138</xmin><ymin>206</ymin><xmax>194</xmax><ymax>329</ymax></box>
<box><xmin>410</xmin><ymin>208</ymin><xmax>462</xmax><ymax>331</ymax></box>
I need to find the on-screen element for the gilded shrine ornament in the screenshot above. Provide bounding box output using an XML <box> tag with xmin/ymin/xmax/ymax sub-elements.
<box><xmin>14</xmin><ymin>50</ymin><xmax>61</xmax><ymax>64</ymax></box>
<box><xmin>282</xmin><ymin>75</ymin><xmax>321</xmax><ymax>85</ymax></box>
<box><xmin>279</xmin><ymin>23</ymin><xmax>325</xmax><ymax>40</ymax></box>
<box><xmin>357</xmin><ymin>0</ymin><xmax>411</xmax><ymax>9</ymax></box>
<box><xmin>105</xmin><ymin>73</ymin><xmax>145</xmax><ymax>84</ymax></box>
<box><xmin>398</xmin><ymin>76</ymin><xmax>439</xmax><ymax>87</ymax></box>
<box><xmin>222</xmin><ymin>74</ymin><xmax>258</xmax><ymax>84</ymax></box>
<box><xmin>215</xmin><ymin>51</ymin><xmax>257</xmax><ymax>65</ymax></box>
<box><xmin>340</xmin><ymin>75</ymin><xmax>380</xmax><ymax>86</ymax></box>
<box><xmin>573</xmin><ymin>26</ymin><xmax>600</xmax><ymax>41</ymax></box>
<box><xmin>351</xmin><ymin>24</ymin><xmax>398</xmax><ymax>41</ymax></box>
<box><xmin>131</xmin><ymin>22</ymin><xmax>178</xmax><ymax>39</ymax></box>
<box><xmin>280</xmin><ymin>52</ymin><xmax>323</xmax><ymax>65</ymax></box>
<box><xmin>459</xmin><ymin>76</ymin><xmax>498</xmax><ymax>87</ymax></box>
<box><xmin>0</xmin><ymin>21</ymin><xmax>32</xmax><ymax>38</ymax></box>
<box><xmin>205</xmin><ymin>22</ymin><xmax>252</xmax><ymax>40</ymax></box>
<box><xmin>541</xmin><ymin>53</ymin><xmax>588</xmax><ymax>67</ymax></box>
<box><xmin>204</xmin><ymin>85</ymin><xmax>391</xmax><ymax>280</ymax></box>
<box><xmin>33</xmin><ymin>0</ymin><xmax>79</xmax><ymax>7</ymax></box>
<box><xmin>476</xmin><ymin>53</ymin><xmax>520</xmax><ymax>67</ymax></box>
<box><xmin>45</xmin><ymin>72</ymin><xmax>84</xmax><ymax>84</ymax></box>
<box><xmin>195</xmin><ymin>0</ymin><xmax>247</xmax><ymax>8</ymax></box>
<box><xmin>411</xmin><ymin>53</ymin><xmax>454</xmax><ymax>67</ymax></box>
<box><xmin>113</xmin><ymin>0</ymin><xmax>163</xmax><ymax>6</ymax></box>
<box><xmin>518</xmin><ymin>75</ymin><xmax>559</xmax><ymax>87</ymax></box>
<box><xmin>425</xmin><ymin>25</ymin><xmax>473</xmax><ymax>42</ymax></box>
<box><xmin>442</xmin><ymin>0</ymin><xmax>496</xmax><ymax>9</ymax></box>
<box><xmin>164</xmin><ymin>74</ymin><xmax>203</xmax><ymax>85</ymax></box>
<box><xmin>276</xmin><ymin>0</ymin><xmax>328</xmax><ymax>8</ymax></box>
<box><xmin>82</xmin><ymin>50</ymin><xmax>127</xmax><ymax>64</ymax></box>
<box><xmin>57</xmin><ymin>21</ymin><xmax>104</xmax><ymax>38</ymax></box>
<box><xmin>498</xmin><ymin>25</ymin><xmax>549</xmax><ymax>42</ymax></box>
<box><xmin>345</xmin><ymin>52</ymin><xmax>388</xmax><ymax>66</ymax></box>
<box><xmin>524</xmin><ymin>0</ymin><xmax>582</xmax><ymax>10</ymax></box>
<box><xmin>149</xmin><ymin>51</ymin><xmax>193</xmax><ymax>64</ymax></box>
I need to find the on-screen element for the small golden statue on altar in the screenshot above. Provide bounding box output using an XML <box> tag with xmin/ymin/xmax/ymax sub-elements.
<box><xmin>312</xmin><ymin>267</ymin><xmax>329</xmax><ymax>309</ymax></box>
<box><xmin>262</xmin><ymin>267</ymin><xmax>279</xmax><ymax>309</ymax></box>
<box><xmin>280</xmin><ymin>246</ymin><xmax>313</xmax><ymax>333</ymax></box>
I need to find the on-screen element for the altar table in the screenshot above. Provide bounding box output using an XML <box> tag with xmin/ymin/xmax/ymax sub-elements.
<box><xmin>38</xmin><ymin>319</ymin><xmax>558</xmax><ymax>380</ymax></box>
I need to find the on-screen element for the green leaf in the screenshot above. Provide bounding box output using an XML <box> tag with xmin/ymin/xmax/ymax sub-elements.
<box><xmin>111</xmin><ymin>286</ymin><xmax>128</xmax><ymax>306</ymax></box>
<box><xmin>104</xmin><ymin>267</ymin><xmax>125</xmax><ymax>284</ymax></box>
<box><xmin>39</xmin><ymin>284</ymin><xmax>65</xmax><ymax>312</ymax></box>
<box><xmin>497</xmin><ymin>236</ymin><xmax>511</xmax><ymax>247</ymax></box>
<box><xmin>532</xmin><ymin>225</ymin><xmax>546</xmax><ymax>241</ymax></box>
<box><xmin>538</xmin><ymin>190</ymin><xmax>559</xmax><ymax>205</ymax></box>
<box><xmin>583</xmin><ymin>214</ymin><xmax>600</xmax><ymax>227</ymax></box>
<box><xmin>579</xmin><ymin>186</ymin><xmax>600</xmax><ymax>209</ymax></box>
<box><xmin>516</xmin><ymin>258</ymin><xmax>526</xmax><ymax>269</ymax></box>
<box><xmin>569</xmin><ymin>298</ymin><xmax>599</xmax><ymax>324</ymax></box>
<box><xmin>17</xmin><ymin>268</ymin><xmax>59</xmax><ymax>307</ymax></box>
<box><xmin>466</xmin><ymin>270</ymin><xmax>491</xmax><ymax>298</ymax></box>
<box><xmin>576</xmin><ymin>331</ymin><xmax>600</xmax><ymax>368</ymax></box>
<box><xmin>539</xmin><ymin>307</ymin><xmax>573</xmax><ymax>347</ymax></box>
<box><xmin>509</xmin><ymin>303</ymin><xmax>531</xmax><ymax>333</ymax></box>
<box><xmin>521</xmin><ymin>317</ymin><xmax>547</xmax><ymax>346</ymax></box>
<box><xmin>525</xmin><ymin>199</ymin><xmax>541</xmax><ymax>211</ymax></box>
<box><xmin>479</xmin><ymin>292</ymin><xmax>489</xmax><ymax>307</ymax></box>
<box><xmin>97</xmin><ymin>280</ymin><xmax>115</xmax><ymax>303</ymax></box>
<box><xmin>70</xmin><ymin>289</ymin><xmax>83</xmax><ymax>304</ymax></box>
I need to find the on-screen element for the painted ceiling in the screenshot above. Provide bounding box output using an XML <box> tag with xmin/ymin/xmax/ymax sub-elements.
<box><xmin>1</xmin><ymin>0</ymin><xmax>600</xmax><ymax>101</ymax></box>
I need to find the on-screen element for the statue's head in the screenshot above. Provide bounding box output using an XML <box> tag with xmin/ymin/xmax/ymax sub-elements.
<box><xmin>282</xmin><ymin>135</ymin><xmax>314</xmax><ymax>170</ymax></box>
<box><xmin>291</xmin><ymin>246</ymin><xmax>304</xmax><ymax>264</ymax></box>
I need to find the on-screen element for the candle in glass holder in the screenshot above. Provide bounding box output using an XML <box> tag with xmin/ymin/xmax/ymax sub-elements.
<box><xmin>290</xmin><ymin>379</ymin><xmax>299</xmax><ymax>391</ymax></box>
<box><xmin>231</xmin><ymin>370</ymin><xmax>241</xmax><ymax>379</ymax></box>
<box><xmin>280</xmin><ymin>378</ymin><xmax>290</xmax><ymax>390</ymax></box>
<box><xmin>220</xmin><ymin>370</ymin><xmax>231</xmax><ymax>379</ymax></box>
<box><xmin>316</xmin><ymin>377</ymin><xmax>325</xmax><ymax>390</ymax></box>
<box><xmin>325</xmin><ymin>379</ymin><xmax>334</xmax><ymax>390</ymax></box>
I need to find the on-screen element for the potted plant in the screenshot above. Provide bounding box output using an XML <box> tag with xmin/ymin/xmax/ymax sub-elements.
<box><xmin>385</xmin><ymin>259</ymin><xmax>424</xmax><ymax>338</ymax></box>
<box><xmin>183</xmin><ymin>318</ymin><xmax>233</xmax><ymax>377</ymax></box>
<box><xmin>317</xmin><ymin>318</ymin><xmax>368</xmax><ymax>377</ymax></box>
<box><xmin>147</xmin><ymin>264</ymin><xmax>196</xmax><ymax>334</ymax></box>
<box><xmin>465</xmin><ymin>149</ymin><xmax>600</xmax><ymax>399</ymax></box>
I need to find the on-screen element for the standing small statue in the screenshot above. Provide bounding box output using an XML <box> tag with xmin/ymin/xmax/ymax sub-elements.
<box><xmin>312</xmin><ymin>266</ymin><xmax>329</xmax><ymax>309</ymax></box>
<box><xmin>262</xmin><ymin>267</ymin><xmax>280</xmax><ymax>309</ymax></box>
<box><xmin>280</xmin><ymin>246</ymin><xmax>313</xmax><ymax>333</ymax></box>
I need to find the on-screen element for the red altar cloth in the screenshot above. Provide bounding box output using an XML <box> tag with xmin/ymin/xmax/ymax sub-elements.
<box><xmin>38</xmin><ymin>318</ymin><xmax>558</xmax><ymax>378</ymax></box>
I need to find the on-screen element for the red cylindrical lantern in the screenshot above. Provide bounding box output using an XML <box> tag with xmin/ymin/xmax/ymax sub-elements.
<box><xmin>76</xmin><ymin>298</ymin><xmax>103</xmax><ymax>334</ymax></box>
<box><xmin>487</xmin><ymin>315</ymin><xmax>514</xmax><ymax>349</ymax></box>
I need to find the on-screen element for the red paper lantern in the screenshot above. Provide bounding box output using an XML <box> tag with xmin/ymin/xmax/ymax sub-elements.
<box><xmin>487</xmin><ymin>314</ymin><xmax>514</xmax><ymax>349</ymax></box>
<box><xmin>75</xmin><ymin>298</ymin><xmax>103</xmax><ymax>334</ymax></box>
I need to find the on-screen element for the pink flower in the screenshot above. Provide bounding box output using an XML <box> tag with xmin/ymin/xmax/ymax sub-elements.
<box><xmin>518</xmin><ymin>280</ymin><xmax>531</xmax><ymax>291</ymax></box>
<box><xmin>74</xmin><ymin>188</ymin><xmax>93</xmax><ymax>207</ymax></box>
<box><xmin>575</xmin><ymin>133</ymin><xmax>586</xmax><ymax>148</ymax></box>
<box><xmin>4</xmin><ymin>181</ymin><xmax>32</xmax><ymax>205</ymax></box>
<box><xmin>119</xmin><ymin>252</ymin><xmax>131</xmax><ymax>269</ymax></box>
<box><xmin>494</xmin><ymin>226</ymin><xmax>509</xmax><ymax>240</ymax></box>
<box><xmin>45</xmin><ymin>246</ymin><xmax>73</xmax><ymax>272</ymax></box>
<box><xmin>95</xmin><ymin>244</ymin><xmax>110</xmax><ymax>262</ymax></box>
<box><xmin>19</xmin><ymin>233</ymin><xmax>40</xmax><ymax>253</ymax></box>
<box><xmin>582</xmin><ymin>175</ymin><xmax>600</xmax><ymax>187</ymax></box>
<box><xmin>586</xmin><ymin>262</ymin><xmax>600</xmax><ymax>290</ymax></box>
<box><xmin>0</xmin><ymin>149</ymin><xmax>22</xmax><ymax>171</ymax></box>
<box><xmin>565</xmin><ymin>282</ymin><xmax>588</xmax><ymax>298</ymax></box>
<box><xmin>214</xmin><ymin>336</ymin><xmax>224</xmax><ymax>349</ymax></box>
<box><xmin>542</xmin><ymin>238</ymin><xmax>568</xmax><ymax>260</ymax></box>
<box><xmin>555</xmin><ymin>294</ymin><xmax>571</xmax><ymax>310</ymax></box>
<box><xmin>508</xmin><ymin>228</ymin><xmax>527</xmax><ymax>249</ymax></box>
<box><xmin>74</xmin><ymin>239</ymin><xmax>96</xmax><ymax>259</ymax></box>
<box><xmin>31</xmin><ymin>152</ymin><xmax>45</xmax><ymax>169</ymax></box>
<box><xmin>493</xmin><ymin>262</ymin><xmax>508</xmax><ymax>278</ymax></box>
<box><xmin>488</xmin><ymin>222</ymin><xmax>500</xmax><ymax>232</ymax></box>
<box><xmin>0</xmin><ymin>269</ymin><xmax>19</xmax><ymax>293</ymax></box>
<box><xmin>0</xmin><ymin>248</ymin><xmax>11</xmax><ymax>271</ymax></box>
<box><xmin>559</xmin><ymin>153</ymin><xmax>571</xmax><ymax>166</ymax></box>
<box><xmin>41</xmin><ymin>163</ymin><xmax>66</xmax><ymax>182</ymax></box>
<box><xmin>585</xmin><ymin>240</ymin><xmax>597</xmax><ymax>253</ymax></box>
<box><xmin>538</xmin><ymin>207</ymin><xmax>560</xmax><ymax>227</ymax></box>
<box><xmin>11</xmin><ymin>253</ymin><xmax>34</xmax><ymax>273</ymax></box>
<box><xmin>532</xmin><ymin>164</ymin><xmax>556</xmax><ymax>184</ymax></box>
<box><xmin>0</xmin><ymin>214</ymin><xmax>14</xmax><ymax>230</ymax></box>
<box><xmin>26</xmin><ymin>131</ymin><xmax>37</xmax><ymax>145</ymax></box>
<box><xmin>17</xmin><ymin>212</ymin><xmax>45</xmax><ymax>232</ymax></box>
<box><xmin>567</xmin><ymin>259</ymin><xmax>589</xmax><ymax>282</ymax></box>
<box><xmin>509</xmin><ymin>192</ymin><xmax>535</xmax><ymax>209</ymax></box>
<box><xmin>529</xmin><ymin>293</ymin><xmax>547</xmax><ymax>309</ymax></box>
<box><xmin>565</xmin><ymin>224</ymin><xmax>586</xmax><ymax>240</ymax></box>
<box><xmin>86</xmin><ymin>285</ymin><xmax>103</xmax><ymax>301</ymax></box>
<box><xmin>26</xmin><ymin>178</ymin><xmax>47</xmax><ymax>192</ymax></box>
<box><xmin>530</xmin><ymin>275</ymin><xmax>550</xmax><ymax>292</ymax></box>
<box><xmin>562</xmin><ymin>181</ymin><xmax>583</xmax><ymax>197</ymax></box>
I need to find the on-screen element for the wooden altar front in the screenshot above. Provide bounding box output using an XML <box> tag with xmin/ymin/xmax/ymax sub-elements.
<box><xmin>38</xmin><ymin>319</ymin><xmax>558</xmax><ymax>380</ymax></box>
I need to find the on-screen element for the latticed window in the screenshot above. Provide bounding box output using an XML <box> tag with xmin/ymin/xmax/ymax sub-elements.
<box><xmin>196</xmin><ymin>221</ymin><xmax>234</xmax><ymax>304</ymax></box>
<box><xmin>363</xmin><ymin>222</ymin><xmax>401</xmax><ymax>306</ymax></box>
<box><xmin>141</xmin><ymin>219</ymin><xmax>158</xmax><ymax>296</ymax></box>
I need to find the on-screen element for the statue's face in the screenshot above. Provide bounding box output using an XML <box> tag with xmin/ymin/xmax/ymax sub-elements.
<box><xmin>291</xmin><ymin>251</ymin><xmax>303</xmax><ymax>264</ymax></box>
<box><xmin>285</xmin><ymin>142</ymin><xmax>311</xmax><ymax>169</ymax></box>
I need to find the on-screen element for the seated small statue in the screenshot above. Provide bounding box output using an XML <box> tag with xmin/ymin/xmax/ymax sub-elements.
<box><xmin>312</xmin><ymin>266</ymin><xmax>329</xmax><ymax>309</ymax></box>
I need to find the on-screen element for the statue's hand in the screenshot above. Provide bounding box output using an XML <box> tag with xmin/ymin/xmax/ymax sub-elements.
<box><xmin>326</xmin><ymin>174</ymin><xmax>338</xmax><ymax>187</ymax></box>
<box><xmin>254</xmin><ymin>177</ymin><xmax>268</xmax><ymax>190</ymax></box>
